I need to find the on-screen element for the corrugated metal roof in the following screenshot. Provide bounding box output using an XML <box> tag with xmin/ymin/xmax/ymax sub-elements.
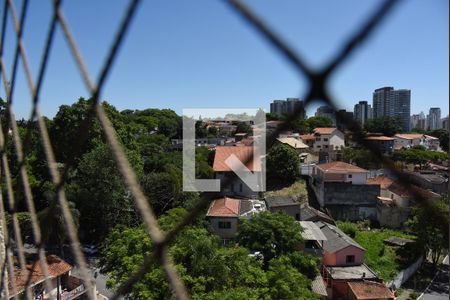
<box><xmin>316</xmin><ymin>221</ymin><xmax>365</xmax><ymax>253</ymax></box>
<box><xmin>298</xmin><ymin>221</ymin><xmax>327</xmax><ymax>241</ymax></box>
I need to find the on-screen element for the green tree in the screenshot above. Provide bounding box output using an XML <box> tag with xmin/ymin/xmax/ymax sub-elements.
<box><xmin>408</xmin><ymin>198</ymin><xmax>449</xmax><ymax>267</ymax></box>
<box><xmin>235</xmin><ymin>122</ymin><xmax>252</xmax><ymax>135</ymax></box>
<box><xmin>71</xmin><ymin>143</ymin><xmax>143</xmax><ymax>241</ymax></box>
<box><xmin>267</xmin><ymin>143</ymin><xmax>300</xmax><ymax>181</ymax></box>
<box><xmin>364</xmin><ymin>116</ymin><xmax>402</xmax><ymax>136</ymax></box>
<box><xmin>306</xmin><ymin>116</ymin><xmax>333</xmax><ymax>132</ymax></box>
<box><xmin>237</xmin><ymin>211</ymin><xmax>303</xmax><ymax>264</ymax></box>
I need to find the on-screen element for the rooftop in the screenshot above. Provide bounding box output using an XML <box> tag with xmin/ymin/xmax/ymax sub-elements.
<box><xmin>348</xmin><ymin>281</ymin><xmax>395</xmax><ymax>299</ymax></box>
<box><xmin>213</xmin><ymin>146</ymin><xmax>261</xmax><ymax>172</ymax></box>
<box><xmin>206</xmin><ymin>197</ymin><xmax>240</xmax><ymax>217</ymax></box>
<box><xmin>276</xmin><ymin>137</ymin><xmax>308</xmax><ymax>149</ymax></box>
<box><xmin>299</xmin><ymin>133</ymin><xmax>315</xmax><ymax>141</ymax></box>
<box><xmin>265</xmin><ymin>195</ymin><xmax>299</xmax><ymax>208</ymax></box>
<box><xmin>311</xmin><ymin>275</ymin><xmax>328</xmax><ymax>297</ymax></box>
<box><xmin>317</xmin><ymin>221</ymin><xmax>365</xmax><ymax>253</ymax></box>
<box><xmin>395</xmin><ymin>133</ymin><xmax>424</xmax><ymax>140</ymax></box>
<box><xmin>206</xmin><ymin>197</ymin><xmax>266</xmax><ymax>218</ymax></box>
<box><xmin>298</xmin><ymin>221</ymin><xmax>327</xmax><ymax>241</ymax></box>
<box><xmin>317</xmin><ymin>161</ymin><xmax>367</xmax><ymax>173</ymax></box>
<box><xmin>299</xmin><ymin>204</ymin><xmax>335</xmax><ymax>224</ymax></box>
<box><xmin>325</xmin><ymin>264</ymin><xmax>378</xmax><ymax>280</ymax></box>
<box><xmin>313</xmin><ymin>127</ymin><xmax>337</xmax><ymax>135</ymax></box>
<box><xmin>365</xmin><ymin>136</ymin><xmax>395</xmax><ymax>141</ymax></box>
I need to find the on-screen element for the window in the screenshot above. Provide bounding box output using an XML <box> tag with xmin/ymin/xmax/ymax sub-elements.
<box><xmin>316</xmin><ymin>145</ymin><xmax>321</xmax><ymax>148</ymax></box>
<box><xmin>315</xmin><ymin>137</ymin><xmax>321</xmax><ymax>141</ymax></box>
<box><xmin>324</xmin><ymin>145</ymin><xmax>329</xmax><ymax>149</ymax></box>
<box><xmin>348</xmin><ymin>174</ymin><xmax>352</xmax><ymax>178</ymax></box>
<box><xmin>218</xmin><ymin>221</ymin><xmax>232</xmax><ymax>229</ymax></box>
<box><xmin>295</xmin><ymin>213</ymin><xmax>300</xmax><ymax>221</ymax></box>
<box><xmin>346</xmin><ymin>255</ymin><xmax>355</xmax><ymax>264</ymax></box>
<box><xmin>323</xmin><ymin>138</ymin><xmax>329</xmax><ymax>142</ymax></box>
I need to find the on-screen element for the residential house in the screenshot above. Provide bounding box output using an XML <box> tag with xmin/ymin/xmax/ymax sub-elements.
<box><xmin>312</xmin><ymin>127</ymin><xmax>345</xmax><ymax>154</ymax></box>
<box><xmin>299</xmin><ymin>133</ymin><xmax>315</xmax><ymax>148</ymax></box>
<box><xmin>423</xmin><ymin>135</ymin><xmax>440</xmax><ymax>150</ymax></box>
<box><xmin>265</xmin><ymin>196</ymin><xmax>301</xmax><ymax>220</ymax></box>
<box><xmin>347</xmin><ymin>281</ymin><xmax>395</xmax><ymax>300</ymax></box>
<box><xmin>405</xmin><ymin>170</ymin><xmax>448</xmax><ymax>195</ymax></box>
<box><xmin>9</xmin><ymin>255</ymin><xmax>92</xmax><ymax>300</ymax></box>
<box><xmin>298</xmin><ymin>221</ymin><xmax>327</xmax><ymax>256</ymax></box>
<box><xmin>364</xmin><ymin>136</ymin><xmax>395</xmax><ymax>154</ymax></box>
<box><xmin>299</xmin><ymin>204</ymin><xmax>335</xmax><ymax>225</ymax></box>
<box><xmin>213</xmin><ymin>146</ymin><xmax>263</xmax><ymax>197</ymax></box>
<box><xmin>275</xmin><ymin>137</ymin><xmax>309</xmax><ymax>154</ymax></box>
<box><xmin>316</xmin><ymin>222</ymin><xmax>392</xmax><ymax>299</ymax></box>
<box><xmin>206</xmin><ymin>197</ymin><xmax>266</xmax><ymax>241</ymax></box>
<box><xmin>394</xmin><ymin>133</ymin><xmax>440</xmax><ymax>150</ymax></box>
<box><xmin>311</xmin><ymin>162</ymin><xmax>379</xmax><ymax>220</ymax></box>
<box><xmin>317</xmin><ymin>221</ymin><xmax>365</xmax><ymax>267</ymax></box>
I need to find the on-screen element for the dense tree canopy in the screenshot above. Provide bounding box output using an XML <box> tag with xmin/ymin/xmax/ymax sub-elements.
<box><xmin>100</xmin><ymin>209</ymin><xmax>319</xmax><ymax>300</ymax></box>
<box><xmin>364</xmin><ymin>116</ymin><xmax>402</xmax><ymax>136</ymax></box>
<box><xmin>267</xmin><ymin>143</ymin><xmax>300</xmax><ymax>181</ymax></box>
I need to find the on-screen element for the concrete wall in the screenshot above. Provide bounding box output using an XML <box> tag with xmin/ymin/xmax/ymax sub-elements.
<box><xmin>269</xmin><ymin>205</ymin><xmax>301</xmax><ymax>220</ymax></box>
<box><xmin>323</xmin><ymin>183</ymin><xmax>379</xmax><ymax>206</ymax></box>
<box><xmin>377</xmin><ymin>204</ymin><xmax>410</xmax><ymax>229</ymax></box>
<box><xmin>208</xmin><ymin>217</ymin><xmax>239</xmax><ymax>239</ymax></box>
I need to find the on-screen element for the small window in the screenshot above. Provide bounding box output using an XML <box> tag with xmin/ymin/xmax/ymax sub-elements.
<box><xmin>295</xmin><ymin>213</ymin><xmax>300</xmax><ymax>221</ymax></box>
<box><xmin>218</xmin><ymin>221</ymin><xmax>231</xmax><ymax>229</ymax></box>
<box><xmin>324</xmin><ymin>145</ymin><xmax>329</xmax><ymax>149</ymax></box>
<box><xmin>346</xmin><ymin>255</ymin><xmax>355</xmax><ymax>264</ymax></box>
<box><xmin>348</xmin><ymin>174</ymin><xmax>352</xmax><ymax>178</ymax></box>
<box><xmin>316</xmin><ymin>145</ymin><xmax>321</xmax><ymax>148</ymax></box>
<box><xmin>315</xmin><ymin>137</ymin><xmax>321</xmax><ymax>141</ymax></box>
<box><xmin>323</xmin><ymin>138</ymin><xmax>329</xmax><ymax>142</ymax></box>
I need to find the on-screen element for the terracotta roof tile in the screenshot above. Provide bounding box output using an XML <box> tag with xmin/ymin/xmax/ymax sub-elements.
<box><xmin>317</xmin><ymin>161</ymin><xmax>367</xmax><ymax>173</ymax></box>
<box><xmin>313</xmin><ymin>127</ymin><xmax>337</xmax><ymax>135</ymax></box>
<box><xmin>348</xmin><ymin>281</ymin><xmax>395</xmax><ymax>299</ymax></box>
<box><xmin>9</xmin><ymin>255</ymin><xmax>72</xmax><ymax>296</ymax></box>
<box><xmin>365</xmin><ymin>136</ymin><xmax>395</xmax><ymax>141</ymax></box>
<box><xmin>213</xmin><ymin>146</ymin><xmax>261</xmax><ymax>172</ymax></box>
<box><xmin>395</xmin><ymin>133</ymin><xmax>424</xmax><ymax>140</ymax></box>
<box><xmin>299</xmin><ymin>134</ymin><xmax>315</xmax><ymax>141</ymax></box>
<box><xmin>206</xmin><ymin>197</ymin><xmax>241</xmax><ymax>217</ymax></box>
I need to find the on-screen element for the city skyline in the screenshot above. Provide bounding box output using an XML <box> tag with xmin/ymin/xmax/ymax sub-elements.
<box><xmin>0</xmin><ymin>0</ymin><xmax>447</xmax><ymax>120</ymax></box>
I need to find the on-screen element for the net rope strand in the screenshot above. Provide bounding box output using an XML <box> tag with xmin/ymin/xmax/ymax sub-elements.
<box><xmin>0</xmin><ymin>0</ymin><xmax>446</xmax><ymax>299</ymax></box>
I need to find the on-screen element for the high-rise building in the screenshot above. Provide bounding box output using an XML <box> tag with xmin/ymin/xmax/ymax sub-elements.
<box><xmin>353</xmin><ymin>100</ymin><xmax>372</xmax><ymax>126</ymax></box>
<box><xmin>372</xmin><ymin>87</ymin><xmax>411</xmax><ymax>132</ymax></box>
<box><xmin>373</xmin><ymin>87</ymin><xmax>394</xmax><ymax>118</ymax></box>
<box><xmin>442</xmin><ymin>116</ymin><xmax>449</xmax><ymax>131</ymax></box>
<box><xmin>270</xmin><ymin>98</ymin><xmax>305</xmax><ymax>119</ymax></box>
<box><xmin>427</xmin><ymin>107</ymin><xmax>441</xmax><ymax>130</ymax></box>
<box><xmin>411</xmin><ymin>112</ymin><xmax>427</xmax><ymax>130</ymax></box>
<box><xmin>315</xmin><ymin>105</ymin><xmax>336</xmax><ymax>126</ymax></box>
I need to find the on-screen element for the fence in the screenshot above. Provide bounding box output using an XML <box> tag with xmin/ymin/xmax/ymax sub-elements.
<box><xmin>0</xmin><ymin>0</ymin><xmax>447</xmax><ymax>299</ymax></box>
<box><xmin>387</xmin><ymin>255</ymin><xmax>424</xmax><ymax>290</ymax></box>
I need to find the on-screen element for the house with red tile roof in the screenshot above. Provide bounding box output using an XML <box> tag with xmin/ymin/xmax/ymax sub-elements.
<box><xmin>347</xmin><ymin>281</ymin><xmax>395</xmax><ymax>300</ymax></box>
<box><xmin>310</xmin><ymin>162</ymin><xmax>379</xmax><ymax>221</ymax></box>
<box><xmin>9</xmin><ymin>255</ymin><xmax>93</xmax><ymax>300</ymax></box>
<box><xmin>206</xmin><ymin>197</ymin><xmax>266</xmax><ymax>241</ymax></box>
<box><xmin>394</xmin><ymin>133</ymin><xmax>440</xmax><ymax>150</ymax></box>
<box><xmin>213</xmin><ymin>146</ymin><xmax>263</xmax><ymax>197</ymax></box>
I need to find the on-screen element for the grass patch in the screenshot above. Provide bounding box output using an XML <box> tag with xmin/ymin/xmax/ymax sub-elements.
<box><xmin>337</xmin><ymin>221</ymin><xmax>417</xmax><ymax>281</ymax></box>
<box><xmin>264</xmin><ymin>179</ymin><xmax>308</xmax><ymax>202</ymax></box>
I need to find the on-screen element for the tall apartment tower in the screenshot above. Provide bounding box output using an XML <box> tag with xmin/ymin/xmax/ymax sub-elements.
<box><xmin>353</xmin><ymin>100</ymin><xmax>372</xmax><ymax>126</ymax></box>
<box><xmin>270</xmin><ymin>98</ymin><xmax>305</xmax><ymax>119</ymax></box>
<box><xmin>372</xmin><ymin>87</ymin><xmax>411</xmax><ymax>132</ymax></box>
<box><xmin>427</xmin><ymin>107</ymin><xmax>441</xmax><ymax>130</ymax></box>
<box><xmin>315</xmin><ymin>105</ymin><xmax>336</xmax><ymax>126</ymax></box>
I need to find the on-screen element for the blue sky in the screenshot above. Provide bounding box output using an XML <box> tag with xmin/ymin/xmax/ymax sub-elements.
<box><xmin>1</xmin><ymin>0</ymin><xmax>448</xmax><ymax>119</ymax></box>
